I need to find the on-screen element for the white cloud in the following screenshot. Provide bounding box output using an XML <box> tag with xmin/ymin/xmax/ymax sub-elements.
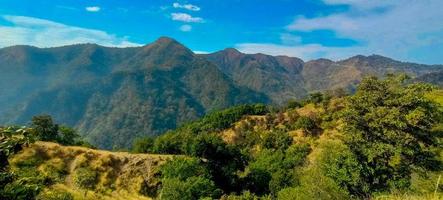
<box><xmin>85</xmin><ymin>6</ymin><xmax>101</xmax><ymax>12</ymax></box>
<box><xmin>173</xmin><ymin>3</ymin><xmax>201</xmax><ymax>11</ymax></box>
<box><xmin>179</xmin><ymin>24</ymin><xmax>192</xmax><ymax>32</ymax></box>
<box><xmin>237</xmin><ymin>43</ymin><xmax>348</xmax><ymax>61</ymax></box>
<box><xmin>193</xmin><ymin>50</ymin><xmax>209</xmax><ymax>54</ymax></box>
<box><xmin>238</xmin><ymin>0</ymin><xmax>443</xmax><ymax>63</ymax></box>
<box><xmin>0</xmin><ymin>15</ymin><xmax>142</xmax><ymax>48</ymax></box>
<box><xmin>171</xmin><ymin>13</ymin><xmax>204</xmax><ymax>23</ymax></box>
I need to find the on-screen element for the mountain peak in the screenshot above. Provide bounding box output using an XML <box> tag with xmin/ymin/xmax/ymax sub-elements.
<box><xmin>153</xmin><ymin>36</ymin><xmax>179</xmax><ymax>45</ymax></box>
<box><xmin>224</xmin><ymin>48</ymin><xmax>241</xmax><ymax>54</ymax></box>
<box><xmin>142</xmin><ymin>36</ymin><xmax>192</xmax><ymax>55</ymax></box>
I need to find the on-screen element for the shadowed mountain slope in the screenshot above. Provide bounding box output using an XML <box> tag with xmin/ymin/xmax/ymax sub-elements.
<box><xmin>0</xmin><ymin>37</ymin><xmax>269</xmax><ymax>149</ymax></box>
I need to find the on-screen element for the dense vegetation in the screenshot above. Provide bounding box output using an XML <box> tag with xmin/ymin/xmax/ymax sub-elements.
<box><xmin>131</xmin><ymin>75</ymin><xmax>443</xmax><ymax>199</ymax></box>
<box><xmin>1</xmin><ymin>74</ymin><xmax>443</xmax><ymax>199</ymax></box>
<box><xmin>2</xmin><ymin>37</ymin><xmax>442</xmax><ymax>150</ymax></box>
<box><xmin>0</xmin><ymin>116</ymin><xmax>93</xmax><ymax>199</ymax></box>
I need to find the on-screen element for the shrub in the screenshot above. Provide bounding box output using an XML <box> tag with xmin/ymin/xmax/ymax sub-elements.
<box><xmin>294</xmin><ymin>116</ymin><xmax>316</xmax><ymax>133</ymax></box>
<box><xmin>261</xmin><ymin>130</ymin><xmax>292</xmax><ymax>150</ymax></box>
<box><xmin>222</xmin><ymin>191</ymin><xmax>271</xmax><ymax>200</ymax></box>
<box><xmin>132</xmin><ymin>137</ymin><xmax>155</xmax><ymax>153</ymax></box>
<box><xmin>160</xmin><ymin>157</ymin><xmax>210</xmax><ymax>180</ymax></box>
<box><xmin>1</xmin><ymin>180</ymin><xmax>42</xmax><ymax>200</ymax></box>
<box><xmin>36</xmin><ymin>189</ymin><xmax>73</xmax><ymax>200</ymax></box>
<box><xmin>160</xmin><ymin>177</ymin><xmax>221</xmax><ymax>200</ymax></box>
<box><xmin>73</xmin><ymin>167</ymin><xmax>97</xmax><ymax>190</ymax></box>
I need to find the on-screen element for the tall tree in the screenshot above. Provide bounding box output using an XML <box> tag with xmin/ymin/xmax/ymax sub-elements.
<box><xmin>340</xmin><ymin>74</ymin><xmax>442</xmax><ymax>196</ymax></box>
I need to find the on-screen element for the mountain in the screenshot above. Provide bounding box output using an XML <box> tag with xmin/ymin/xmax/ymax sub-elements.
<box><xmin>204</xmin><ymin>51</ymin><xmax>443</xmax><ymax>100</ymax></box>
<box><xmin>202</xmin><ymin>48</ymin><xmax>306</xmax><ymax>104</ymax></box>
<box><xmin>0</xmin><ymin>37</ymin><xmax>269</xmax><ymax>149</ymax></box>
<box><xmin>0</xmin><ymin>37</ymin><xmax>442</xmax><ymax>149</ymax></box>
<box><xmin>416</xmin><ymin>70</ymin><xmax>443</xmax><ymax>86</ymax></box>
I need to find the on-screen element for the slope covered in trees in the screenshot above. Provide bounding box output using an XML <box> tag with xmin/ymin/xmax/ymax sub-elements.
<box><xmin>1</xmin><ymin>75</ymin><xmax>443</xmax><ymax>199</ymax></box>
<box><xmin>1</xmin><ymin>37</ymin><xmax>443</xmax><ymax>149</ymax></box>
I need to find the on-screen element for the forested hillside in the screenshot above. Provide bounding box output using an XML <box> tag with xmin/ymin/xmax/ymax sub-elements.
<box><xmin>2</xmin><ymin>75</ymin><xmax>443</xmax><ymax>200</ymax></box>
<box><xmin>0</xmin><ymin>37</ymin><xmax>268</xmax><ymax>149</ymax></box>
<box><xmin>1</xmin><ymin>37</ymin><xmax>442</xmax><ymax>149</ymax></box>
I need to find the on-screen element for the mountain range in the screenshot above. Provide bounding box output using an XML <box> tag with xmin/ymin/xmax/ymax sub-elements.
<box><xmin>1</xmin><ymin>37</ymin><xmax>442</xmax><ymax>149</ymax></box>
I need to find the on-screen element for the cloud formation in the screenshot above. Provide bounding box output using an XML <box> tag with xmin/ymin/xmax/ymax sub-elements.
<box><xmin>85</xmin><ymin>6</ymin><xmax>101</xmax><ymax>12</ymax></box>
<box><xmin>171</xmin><ymin>13</ymin><xmax>204</xmax><ymax>23</ymax></box>
<box><xmin>180</xmin><ymin>24</ymin><xmax>192</xmax><ymax>32</ymax></box>
<box><xmin>0</xmin><ymin>15</ymin><xmax>141</xmax><ymax>48</ymax></box>
<box><xmin>173</xmin><ymin>3</ymin><xmax>200</xmax><ymax>11</ymax></box>
<box><xmin>238</xmin><ymin>0</ymin><xmax>443</xmax><ymax>63</ymax></box>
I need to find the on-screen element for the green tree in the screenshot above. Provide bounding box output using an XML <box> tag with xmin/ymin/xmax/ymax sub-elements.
<box><xmin>189</xmin><ymin>133</ymin><xmax>246</xmax><ymax>192</ymax></box>
<box><xmin>340</xmin><ymin>75</ymin><xmax>442</xmax><ymax>196</ymax></box>
<box><xmin>58</xmin><ymin>126</ymin><xmax>80</xmax><ymax>146</ymax></box>
<box><xmin>159</xmin><ymin>158</ymin><xmax>221</xmax><ymax>199</ymax></box>
<box><xmin>294</xmin><ymin>116</ymin><xmax>316</xmax><ymax>133</ymax></box>
<box><xmin>132</xmin><ymin>137</ymin><xmax>155</xmax><ymax>153</ymax></box>
<box><xmin>160</xmin><ymin>157</ymin><xmax>210</xmax><ymax>180</ymax></box>
<box><xmin>160</xmin><ymin>177</ymin><xmax>221</xmax><ymax>200</ymax></box>
<box><xmin>31</xmin><ymin>115</ymin><xmax>59</xmax><ymax>142</ymax></box>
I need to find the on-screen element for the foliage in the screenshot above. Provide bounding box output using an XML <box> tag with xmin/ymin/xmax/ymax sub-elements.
<box><xmin>3</xmin><ymin>74</ymin><xmax>443</xmax><ymax>199</ymax></box>
<box><xmin>293</xmin><ymin>116</ymin><xmax>317</xmax><ymax>133</ymax></box>
<box><xmin>36</xmin><ymin>189</ymin><xmax>73</xmax><ymax>200</ymax></box>
<box><xmin>132</xmin><ymin>136</ymin><xmax>155</xmax><ymax>153</ymax></box>
<box><xmin>261</xmin><ymin>130</ymin><xmax>292</xmax><ymax>150</ymax></box>
<box><xmin>244</xmin><ymin>143</ymin><xmax>311</xmax><ymax>196</ymax></box>
<box><xmin>339</xmin><ymin>74</ymin><xmax>442</xmax><ymax>196</ymax></box>
<box><xmin>30</xmin><ymin>115</ymin><xmax>85</xmax><ymax>146</ymax></box>
<box><xmin>189</xmin><ymin>133</ymin><xmax>246</xmax><ymax>192</ymax></box>
<box><xmin>73</xmin><ymin>167</ymin><xmax>98</xmax><ymax>190</ymax></box>
<box><xmin>160</xmin><ymin>157</ymin><xmax>210</xmax><ymax>180</ymax></box>
<box><xmin>222</xmin><ymin>191</ymin><xmax>271</xmax><ymax>200</ymax></box>
<box><xmin>181</xmin><ymin>104</ymin><xmax>269</xmax><ymax>134</ymax></box>
<box><xmin>31</xmin><ymin>115</ymin><xmax>59</xmax><ymax>142</ymax></box>
<box><xmin>160</xmin><ymin>177</ymin><xmax>221</xmax><ymax>200</ymax></box>
<box><xmin>314</xmin><ymin>139</ymin><xmax>363</xmax><ymax>198</ymax></box>
<box><xmin>159</xmin><ymin>158</ymin><xmax>222</xmax><ymax>199</ymax></box>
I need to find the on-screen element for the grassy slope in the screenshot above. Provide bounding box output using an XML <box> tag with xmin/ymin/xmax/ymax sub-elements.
<box><xmin>219</xmin><ymin>97</ymin><xmax>443</xmax><ymax>199</ymax></box>
<box><xmin>9</xmin><ymin>142</ymin><xmax>175</xmax><ymax>200</ymax></box>
<box><xmin>7</xmin><ymin>90</ymin><xmax>443</xmax><ymax>200</ymax></box>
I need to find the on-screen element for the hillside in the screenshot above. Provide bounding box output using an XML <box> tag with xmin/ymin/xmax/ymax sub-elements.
<box><xmin>8</xmin><ymin>141</ymin><xmax>174</xmax><ymax>200</ymax></box>
<box><xmin>0</xmin><ymin>37</ymin><xmax>268</xmax><ymax>149</ymax></box>
<box><xmin>202</xmin><ymin>49</ymin><xmax>306</xmax><ymax>104</ymax></box>
<box><xmin>2</xmin><ymin>75</ymin><xmax>443</xmax><ymax>200</ymax></box>
<box><xmin>1</xmin><ymin>37</ymin><xmax>443</xmax><ymax>149</ymax></box>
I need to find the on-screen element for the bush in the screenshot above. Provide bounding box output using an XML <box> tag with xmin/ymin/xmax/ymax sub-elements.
<box><xmin>278</xmin><ymin>168</ymin><xmax>350</xmax><ymax>200</ymax></box>
<box><xmin>58</xmin><ymin>126</ymin><xmax>80</xmax><ymax>146</ymax></box>
<box><xmin>160</xmin><ymin>177</ymin><xmax>221</xmax><ymax>200</ymax></box>
<box><xmin>152</xmin><ymin>132</ymin><xmax>184</xmax><ymax>154</ymax></box>
<box><xmin>1</xmin><ymin>180</ymin><xmax>42</xmax><ymax>200</ymax></box>
<box><xmin>222</xmin><ymin>191</ymin><xmax>271</xmax><ymax>200</ymax></box>
<box><xmin>261</xmin><ymin>130</ymin><xmax>292</xmax><ymax>150</ymax></box>
<box><xmin>73</xmin><ymin>167</ymin><xmax>97</xmax><ymax>190</ymax></box>
<box><xmin>294</xmin><ymin>116</ymin><xmax>316</xmax><ymax>133</ymax></box>
<box><xmin>315</xmin><ymin>139</ymin><xmax>363</xmax><ymax>196</ymax></box>
<box><xmin>36</xmin><ymin>189</ymin><xmax>73</xmax><ymax>200</ymax></box>
<box><xmin>189</xmin><ymin>134</ymin><xmax>246</xmax><ymax>192</ymax></box>
<box><xmin>160</xmin><ymin>157</ymin><xmax>210</xmax><ymax>180</ymax></box>
<box><xmin>132</xmin><ymin>137</ymin><xmax>155</xmax><ymax>153</ymax></box>
<box><xmin>243</xmin><ymin>167</ymin><xmax>271</xmax><ymax>195</ymax></box>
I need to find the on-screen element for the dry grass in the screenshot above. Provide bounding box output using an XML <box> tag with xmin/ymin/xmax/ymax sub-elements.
<box><xmin>9</xmin><ymin>141</ymin><xmax>175</xmax><ymax>200</ymax></box>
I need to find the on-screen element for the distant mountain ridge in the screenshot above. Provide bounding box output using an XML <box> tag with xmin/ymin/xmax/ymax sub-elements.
<box><xmin>1</xmin><ymin>37</ymin><xmax>442</xmax><ymax>149</ymax></box>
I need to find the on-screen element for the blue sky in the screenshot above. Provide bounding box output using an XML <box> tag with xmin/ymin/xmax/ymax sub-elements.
<box><xmin>0</xmin><ymin>0</ymin><xmax>442</xmax><ymax>64</ymax></box>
